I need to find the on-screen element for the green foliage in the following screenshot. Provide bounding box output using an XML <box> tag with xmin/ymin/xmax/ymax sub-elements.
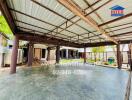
<box><xmin>91</xmin><ymin>46</ymin><xmax>105</xmax><ymax>62</ymax></box>
<box><xmin>0</xmin><ymin>15</ymin><xmax>12</xmax><ymax>34</ymax></box>
<box><xmin>98</xmin><ymin>46</ymin><xmax>105</xmax><ymax>53</ymax></box>
<box><xmin>92</xmin><ymin>47</ymin><xmax>98</xmax><ymax>53</ymax></box>
<box><xmin>92</xmin><ymin>46</ymin><xmax>105</xmax><ymax>53</ymax></box>
<box><xmin>60</xmin><ymin>59</ymin><xmax>83</xmax><ymax>64</ymax></box>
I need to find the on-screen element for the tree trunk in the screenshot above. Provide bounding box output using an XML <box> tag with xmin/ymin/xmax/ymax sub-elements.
<box><xmin>94</xmin><ymin>53</ymin><xmax>97</xmax><ymax>62</ymax></box>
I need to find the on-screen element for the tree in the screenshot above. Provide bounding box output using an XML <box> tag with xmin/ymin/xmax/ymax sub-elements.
<box><xmin>92</xmin><ymin>46</ymin><xmax>105</xmax><ymax>62</ymax></box>
<box><xmin>0</xmin><ymin>14</ymin><xmax>13</xmax><ymax>67</ymax></box>
<box><xmin>0</xmin><ymin>15</ymin><xmax>12</xmax><ymax>35</ymax></box>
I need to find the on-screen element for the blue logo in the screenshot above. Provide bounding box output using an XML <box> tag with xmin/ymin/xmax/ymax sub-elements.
<box><xmin>110</xmin><ymin>5</ymin><xmax>125</xmax><ymax>16</ymax></box>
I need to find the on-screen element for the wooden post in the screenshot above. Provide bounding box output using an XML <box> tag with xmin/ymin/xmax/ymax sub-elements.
<box><xmin>128</xmin><ymin>44</ymin><xmax>132</xmax><ymax>70</ymax></box>
<box><xmin>27</xmin><ymin>42</ymin><xmax>34</xmax><ymax>66</ymax></box>
<box><xmin>106</xmin><ymin>52</ymin><xmax>107</xmax><ymax>62</ymax></box>
<box><xmin>56</xmin><ymin>46</ymin><xmax>60</xmax><ymax>64</ymax></box>
<box><xmin>84</xmin><ymin>47</ymin><xmax>86</xmax><ymax>63</ymax></box>
<box><xmin>47</xmin><ymin>47</ymin><xmax>50</xmax><ymax>61</ymax></box>
<box><xmin>1</xmin><ymin>53</ymin><xmax>5</xmax><ymax>67</ymax></box>
<box><xmin>117</xmin><ymin>44</ymin><xmax>122</xmax><ymax>69</ymax></box>
<box><xmin>10</xmin><ymin>35</ymin><xmax>19</xmax><ymax>74</ymax></box>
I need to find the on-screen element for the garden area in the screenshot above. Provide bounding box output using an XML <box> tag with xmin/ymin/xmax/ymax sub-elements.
<box><xmin>60</xmin><ymin>46</ymin><xmax>122</xmax><ymax>68</ymax></box>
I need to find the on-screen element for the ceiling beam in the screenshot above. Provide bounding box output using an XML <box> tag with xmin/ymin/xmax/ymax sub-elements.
<box><xmin>0</xmin><ymin>0</ymin><xmax>17</xmax><ymax>33</ymax></box>
<box><xmin>56</xmin><ymin>0</ymin><xmax>112</xmax><ymax>40</ymax></box>
<box><xmin>99</xmin><ymin>13</ymin><xmax>132</xmax><ymax>27</ymax></box>
<box><xmin>17</xmin><ymin>31</ymin><xmax>83</xmax><ymax>48</ymax></box>
<box><xmin>58</xmin><ymin>0</ymin><xmax>118</xmax><ymax>44</ymax></box>
<box><xmin>9</xmin><ymin>8</ymin><xmax>82</xmax><ymax>37</ymax></box>
<box><xmin>17</xmin><ymin>26</ymin><xmax>78</xmax><ymax>42</ymax></box>
<box><xmin>47</xmin><ymin>0</ymin><xmax>103</xmax><ymax>39</ymax></box>
<box><xmin>77</xmin><ymin>26</ymin><xmax>132</xmax><ymax>42</ymax></box>
<box><xmin>112</xmin><ymin>31</ymin><xmax>132</xmax><ymax>37</ymax></box>
<box><xmin>84</xmin><ymin>40</ymin><xmax>132</xmax><ymax>47</ymax></box>
<box><xmin>15</xmin><ymin>19</ymin><xmax>73</xmax><ymax>38</ymax></box>
<box><xmin>73</xmin><ymin>21</ymin><xmax>132</xmax><ymax>39</ymax></box>
<box><xmin>31</xmin><ymin>0</ymin><xmax>95</xmax><ymax>39</ymax></box>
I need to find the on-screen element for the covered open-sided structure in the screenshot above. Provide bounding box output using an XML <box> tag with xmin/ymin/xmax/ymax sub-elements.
<box><xmin>0</xmin><ymin>0</ymin><xmax>132</xmax><ymax>73</ymax></box>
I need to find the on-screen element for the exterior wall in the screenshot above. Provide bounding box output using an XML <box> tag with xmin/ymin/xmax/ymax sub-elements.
<box><xmin>4</xmin><ymin>49</ymin><xmax>23</xmax><ymax>65</ymax></box>
<box><xmin>0</xmin><ymin>49</ymin><xmax>23</xmax><ymax>67</ymax></box>
<box><xmin>50</xmin><ymin>50</ymin><xmax>56</xmax><ymax>60</ymax></box>
<box><xmin>0</xmin><ymin>34</ymin><xmax>8</xmax><ymax>67</ymax></box>
<box><xmin>60</xmin><ymin>49</ymin><xmax>79</xmax><ymax>59</ymax></box>
<box><xmin>34</xmin><ymin>48</ymin><xmax>41</xmax><ymax>59</ymax></box>
<box><xmin>34</xmin><ymin>44</ymin><xmax>56</xmax><ymax>60</ymax></box>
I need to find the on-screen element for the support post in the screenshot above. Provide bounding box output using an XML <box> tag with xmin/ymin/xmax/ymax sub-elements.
<box><xmin>1</xmin><ymin>53</ymin><xmax>5</xmax><ymax>67</ymax></box>
<box><xmin>106</xmin><ymin>52</ymin><xmax>107</xmax><ymax>62</ymax></box>
<box><xmin>117</xmin><ymin>44</ymin><xmax>122</xmax><ymax>69</ymax></box>
<box><xmin>128</xmin><ymin>43</ymin><xmax>132</xmax><ymax>70</ymax></box>
<box><xmin>61</xmin><ymin>50</ymin><xmax>64</xmax><ymax>58</ymax></box>
<box><xmin>66</xmin><ymin>49</ymin><xmax>68</xmax><ymax>59</ymax></box>
<box><xmin>27</xmin><ymin>42</ymin><xmax>34</xmax><ymax>66</ymax></box>
<box><xmin>103</xmin><ymin>52</ymin><xmax>104</xmax><ymax>61</ymax></box>
<box><xmin>56</xmin><ymin>46</ymin><xmax>60</xmax><ymax>64</ymax></box>
<box><xmin>47</xmin><ymin>47</ymin><xmax>51</xmax><ymax>61</ymax></box>
<box><xmin>84</xmin><ymin>47</ymin><xmax>86</xmax><ymax>63</ymax></box>
<box><xmin>10</xmin><ymin>35</ymin><xmax>19</xmax><ymax>74</ymax></box>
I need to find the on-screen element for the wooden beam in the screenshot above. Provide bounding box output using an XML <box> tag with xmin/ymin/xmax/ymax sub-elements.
<box><xmin>99</xmin><ymin>13</ymin><xmax>132</xmax><ymax>27</ymax></box>
<box><xmin>112</xmin><ymin>31</ymin><xmax>132</xmax><ymax>37</ymax></box>
<box><xmin>15</xmin><ymin>20</ymin><xmax>89</xmax><ymax>41</ymax></box>
<box><xmin>0</xmin><ymin>0</ymin><xmax>17</xmax><ymax>33</ymax></box>
<box><xmin>83</xmin><ymin>0</ymin><xmax>115</xmax><ymax>38</ymax></box>
<box><xmin>31</xmin><ymin>0</ymin><xmax>94</xmax><ymax>38</ymax></box>
<box><xmin>48</xmin><ymin>0</ymin><xmax>103</xmax><ymax>40</ymax></box>
<box><xmin>58</xmin><ymin>0</ymin><xmax>118</xmax><ymax>44</ymax></box>
<box><xmin>9</xmin><ymin>8</ymin><xmax>81</xmax><ymax>37</ymax></box>
<box><xmin>55</xmin><ymin>0</ymin><xmax>112</xmax><ymax>40</ymax></box>
<box><xmin>17</xmin><ymin>26</ymin><xmax>82</xmax><ymax>43</ymax></box>
<box><xmin>84</xmin><ymin>40</ymin><xmax>132</xmax><ymax>47</ymax></box>
<box><xmin>78</xmin><ymin>26</ymin><xmax>132</xmax><ymax>42</ymax></box>
<box><xmin>17</xmin><ymin>31</ymin><xmax>82</xmax><ymax>48</ymax></box>
<box><xmin>73</xmin><ymin>21</ymin><xmax>132</xmax><ymax>39</ymax></box>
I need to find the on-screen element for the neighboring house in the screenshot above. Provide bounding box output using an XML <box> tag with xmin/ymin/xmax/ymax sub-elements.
<box><xmin>0</xmin><ymin>32</ymin><xmax>8</xmax><ymax>67</ymax></box>
<box><xmin>34</xmin><ymin>44</ymin><xmax>56</xmax><ymax>61</ymax></box>
<box><xmin>0</xmin><ymin>33</ymin><xmax>23</xmax><ymax>67</ymax></box>
<box><xmin>33</xmin><ymin>45</ymin><xmax>80</xmax><ymax>61</ymax></box>
<box><xmin>60</xmin><ymin>46</ymin><xmax>79</xmax><ymax>59</ymax></box>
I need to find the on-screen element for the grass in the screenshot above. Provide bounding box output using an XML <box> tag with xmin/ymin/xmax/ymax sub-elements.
<box><xmin>60</xmin><ymin>59</ymin><xmax>117</xmax><ymax>66</ymax></box>
<box><xmin>60</xmin><ymin>59</ymin><xmax>83</xmax><ymax>64</ymax></box>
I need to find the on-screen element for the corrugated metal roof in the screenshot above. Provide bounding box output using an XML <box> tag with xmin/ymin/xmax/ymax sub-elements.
<box><xmin>5</xmin><ymin>0</ymin><xmax>132</xmax><ymax>44</ymax></box>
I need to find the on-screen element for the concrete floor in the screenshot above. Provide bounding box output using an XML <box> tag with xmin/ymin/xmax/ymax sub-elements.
<box><xmin>0</xmin><ymin>63</ymin><xmax>129</xmax><ymax>100</ymax></box>
<box><xmin>129</xmin><ymin>74</ymin><xmax>132</xmax><ymax>100</ymax></box>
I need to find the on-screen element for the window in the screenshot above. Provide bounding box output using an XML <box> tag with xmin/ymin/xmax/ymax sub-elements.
<box><xmin>42</xmin><ymin>49</ymin><xmax>46</xmax><ymax>58</ymax></box>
